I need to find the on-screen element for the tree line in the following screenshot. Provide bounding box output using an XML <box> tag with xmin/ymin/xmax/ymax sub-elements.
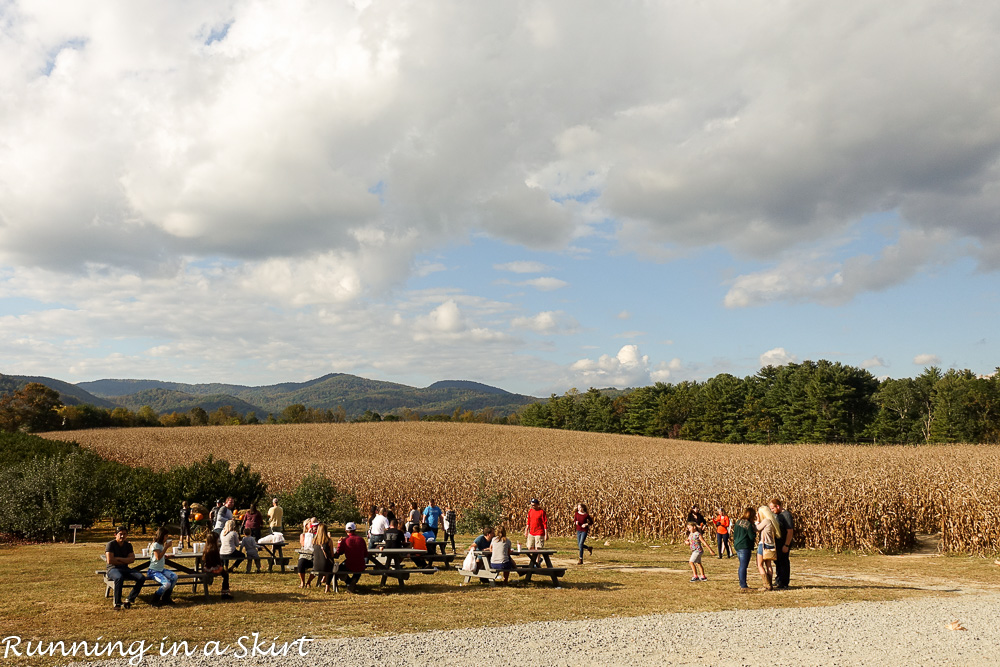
<box><xmin>0</xmin><ymin>430</ymin><xmax>362</xmax><ymax>541</ymax></box>
<box><xmin>0</xmin><ymin>383</ymin><xmax>510</xmax><ymax>432</ymax></box>
<box><xmin>520</xmin><ymin>362</ymin><xmax>1000</xmax><ymax>444</ymax></box>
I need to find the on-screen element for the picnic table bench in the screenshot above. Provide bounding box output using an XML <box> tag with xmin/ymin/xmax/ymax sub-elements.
<box><xmin>252</xmin><ymin>540</ymin><xmax>289</xmax><ymax>572</ymax></box>
<box><xmin>300</xmin><ymin>547</ymin><xmax>439</xmax><ymax>592</ymax></box>
<box><xmin>457</xmin><ymin>549</ymin><xmax>566</xmax><ymax>587</ymax></box>
<box><xmin>97</xmin><ymin>551</ymin><xmax>213</xmax><ymax>599</ymax></box>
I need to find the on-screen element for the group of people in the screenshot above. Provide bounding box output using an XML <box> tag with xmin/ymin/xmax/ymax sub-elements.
<box><xmin>685</xmin><ymin>499</ymin><xmax>795</xmax><ymax>591</ymax></box>
<box><xmin>366</xmin><ymin>500</ymin><xmax>457</xmax><ymax>553</ymax></box>
<box><xmin>104</xmin><ymin>524</ymin><xmax>235</xmax><ymax>610</ymax></box>
<box><xmin>461</xmin><ymin>499</ymin><xmax>594</xmax><ymax>584</ymax></box>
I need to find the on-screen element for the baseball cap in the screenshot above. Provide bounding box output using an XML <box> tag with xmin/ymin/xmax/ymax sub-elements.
<box><xmin>530</xmin><ymin>498</ymin><xmax>540</xmax><ymax>504</ymax></box>
<box><xmin>345</xmin><ymin>522</ymin><xmax>357</xmax><ymax>531</ymax></box>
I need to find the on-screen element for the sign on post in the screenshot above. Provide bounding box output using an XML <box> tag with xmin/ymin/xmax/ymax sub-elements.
<box><xmin>69</xmin><ymin>524</ymin><xmax>83</xmax><ymax>543</ymax></box>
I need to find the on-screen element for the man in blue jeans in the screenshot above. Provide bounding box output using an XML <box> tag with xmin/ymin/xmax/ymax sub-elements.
<box><xmin>422</xmin><ymin>500</ymin><xmax>443</xmax><ymax>540</ymax></box>
<box><xmin>769</xmin><ymin>498</ymin><xmax>795</xmax><ymax>590</ymax></box>
<box><xmin>105</xmin><ymin>526</ymin><xmax>146</xmax><ymax>610</ymax></box>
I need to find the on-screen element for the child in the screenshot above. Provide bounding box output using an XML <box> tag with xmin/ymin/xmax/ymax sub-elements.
<box><xmin>203</xmin><ymin>532</ymin><xmax>233</xmax><ymax>600</ymax></box>
<box><xmin>240</xmin><ymin>527</ymin><xmax>262</xmax><ymax>573</ymax></box>
<box><xmin>686</xmin><ymin>521</ymin><xmax>715</xmax><ymax>581</ymax></box>
<box><xmin>421</xmin><ymin>523</ymin><xmax>438</xmax><ymax>554</ymax></box>
<box><xmin>179</xmin><ymin>500</ymin><xmax>191</xmax><ymax>550</ymax></box>
<box><xmin>148</xmin><ymin>526</ymin><xmax>178</xmax><ymax>606</ymax></box>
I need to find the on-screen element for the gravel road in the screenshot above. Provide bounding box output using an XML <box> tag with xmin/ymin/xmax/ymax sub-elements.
<box><xmin>58</xmin><ymin>590</ymin><xmax>1000</xmax><ymax>667</ymax></box>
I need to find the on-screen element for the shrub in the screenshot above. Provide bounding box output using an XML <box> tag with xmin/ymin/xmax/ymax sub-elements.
<box><xmin>279</xmin><ymin>466</ymin><xmax>360</xmax><ymax>527</ymax></box>
<box><xmin>457</xmin><ymin>470</ymin><xmax>507</xmax><ymax>534</ymax></box>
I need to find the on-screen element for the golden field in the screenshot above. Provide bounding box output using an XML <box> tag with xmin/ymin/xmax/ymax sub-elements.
<box><xmin>43</xmin><ymin>422</ymin><xmax>1000</xmax><ymax>555</ymax></box>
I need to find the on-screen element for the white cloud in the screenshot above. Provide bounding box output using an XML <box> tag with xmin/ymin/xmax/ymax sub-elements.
<box><xmin>861</xmin><ymin>356</ymin><xmax>888</xmax><ymax>369</ymax></box>
<box><xmin>617</xmin><ymin>310</ymin><xmax>631</xmax><ymax>320</ymax></box>
<box><xmin>760</xmin><ymin>347</ymin><xmax>798</xmax><ymax>368</ymax></box>
<box><xmin>568</xmin><ymin>344</ymin><xmax>652</xmax><ymax>388</ymax></box>
<box><xmin>521</xmin><ymin>277</ymin><xmax>569</xmax><ymax>291</ymax></box>
<box><xmin>614</xmin><ymin>330</ymin><xmax>646</xmax><ymax>338</ymax></box>
<box><xmin>494</xmin><ymin>261</ymin><xmax>552</xmax><ymax>274</ymax></box>
<box><xmin>510</xmin><ymin>311</ymin><xmax>578</xmax><ymax>334</ymax></box>
<box><xmin>914</xmin><ymin>353</ymin><xmax>941</xmax><ymax>366</ymax></box>
<box><xmin>724</xmin><ymin>229</ymin><xmax>953</xmax><ymax>308</ymax></box>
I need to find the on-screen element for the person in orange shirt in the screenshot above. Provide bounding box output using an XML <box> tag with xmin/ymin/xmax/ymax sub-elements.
<box><xmin>712</xmin><ymin>507</ymin><xmax>732</xmax><ymax>558</ymax></box>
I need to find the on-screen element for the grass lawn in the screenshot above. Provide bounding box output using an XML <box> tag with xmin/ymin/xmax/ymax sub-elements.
<box><xmin>2</xmin><ymin>524</ymin><xmax>998</xmax><ymax>666</ymax></box>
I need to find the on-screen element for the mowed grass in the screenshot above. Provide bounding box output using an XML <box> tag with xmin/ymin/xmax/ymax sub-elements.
<box><xmin>2</xmin><ymin>522</ymin><xmax>999</xmax><ymax>667</ymax></box>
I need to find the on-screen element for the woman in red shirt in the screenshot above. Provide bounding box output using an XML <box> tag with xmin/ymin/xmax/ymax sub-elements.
<box><xmin>574</xmin><ymin>503</ymin><xmax>594</xmax><ymax>565</ymax></box>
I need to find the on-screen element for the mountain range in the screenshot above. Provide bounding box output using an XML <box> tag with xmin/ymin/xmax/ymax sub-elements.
<box><xmin>0</xmin><ymin>372</ymin><xmax>540</xmax><ymax>418</ymax></box>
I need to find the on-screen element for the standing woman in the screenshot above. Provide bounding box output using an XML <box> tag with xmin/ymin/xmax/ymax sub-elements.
<box><xmin>573</xmin><ymin>503</ymin><xmax>594</xmax><ymax>565</ymax></box>
<box><xmin>686</xmin><ymin>505</ymin><xmax>707</xmax><ymax>534</ymax></box>
<box><xmin>731</xmin><ymin>507</ymin><xmax>756</xmax><ymax>592</ymax></box>
<box><xmin>712</xmin><ymin>507</ymin><xmax>732</xmax><ymax>559</ymax></box>
<box><xmin>406</xmin><ymin>502</ymin><xmax>421</xmax><ymax>534</ymax></box>
<box><xmin>755</xmin><ymin>505</ymin><xmax>781</xmax><ymax>591</ymax></box>
<box><xmin>312</xmin><ymin>523</ymin><xmax>336</xmax><ymax>593</ymax></box>
<box><xmin>242</xmin><ymin>503</ymin><xmax>263</xmax><ymax>541</ymax></box>
<box><xmin>443</xmin><ymin>504</ymin><xmax>458</xmax><ymax>554</ymax></box>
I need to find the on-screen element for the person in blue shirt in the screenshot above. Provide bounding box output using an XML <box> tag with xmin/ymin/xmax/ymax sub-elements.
<box><xmin>422</xmin><ymin>500</ymin><xmax>443</xmax><ymax>540</ymax></box>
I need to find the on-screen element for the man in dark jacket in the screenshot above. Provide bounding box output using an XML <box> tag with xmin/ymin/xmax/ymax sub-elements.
<box><xmin>769</xmin><ymin>498</ymin><xmax>795</xmax><ymax>589</ymax></box>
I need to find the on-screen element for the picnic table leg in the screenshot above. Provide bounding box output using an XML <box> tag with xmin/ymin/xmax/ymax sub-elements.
<box><xmin>276</xmin><ymin>546</ymin><xmax>285</xmax><ymax>573</ymax></box>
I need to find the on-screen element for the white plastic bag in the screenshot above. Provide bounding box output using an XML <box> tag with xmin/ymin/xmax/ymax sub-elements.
<box><xmin>258</xmin><ymin>532</ymin><xmax>283</xmax><ymax>544</ymax></box>
<box><xmin>461</xmin><ymin>548</ymin><xmax>476</xmax><ymax>572</ymax></box>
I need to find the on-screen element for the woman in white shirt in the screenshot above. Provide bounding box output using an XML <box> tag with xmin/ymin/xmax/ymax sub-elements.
<box><xmin>220</xmin><ymin>519</ymin><xmax>245</xmax><ymax>572</ymax></box>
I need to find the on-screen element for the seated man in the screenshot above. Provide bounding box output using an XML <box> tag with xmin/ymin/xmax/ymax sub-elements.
<box><xmin>383</xmin><ymin>519</ymin><xmax>406</xmax><ymax>567</ymax></box>
<box><xmin>472</xmin><ymin>526</ymin><xmax>495</xmax><ymax>553</ymax></box>
<box><xmin>105</xmin><ymin>526</ymin><xmax>146</xmax><ymax>610</ymax></box>
<box><xmin>334</xmin><ymin>522</ymin><xmax>368</xmax><ymax>593</ymax></box>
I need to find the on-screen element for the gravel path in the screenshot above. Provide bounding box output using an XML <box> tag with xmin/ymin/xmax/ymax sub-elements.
<box><xmin>58</xmin><ymin>591</ymin><xmax>1000</xmax><ymax>667</ymax></box>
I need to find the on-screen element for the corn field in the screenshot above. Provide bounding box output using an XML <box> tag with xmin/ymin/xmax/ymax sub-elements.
<box><xmin>46</xmin><ymin>422</ymin><xmax>1000</xmax><ymax>555</ymax></box>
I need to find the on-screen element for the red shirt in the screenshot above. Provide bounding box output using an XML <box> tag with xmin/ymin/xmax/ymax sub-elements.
<box><xmin>335</xmin><ymin>534</ymin><xmax>368</xmax><ymax>573</ymax></box>
<box><xmin>526</xmin><ymin>507</ymin><xmax>548</xmax><ymax>536</ymax></box>
<box><xmin>573</xmin><ymin>511</ymin><xmax>592</xmax><ymax>532</ymax></box>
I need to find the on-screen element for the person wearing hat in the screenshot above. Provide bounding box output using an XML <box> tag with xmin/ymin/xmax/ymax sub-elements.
<box><xmin>524</xmin><ymin>498</ymin><xmax>549</xmax><ymax>549</ymax></box>
<box><xmin>334</xmin><ymin>522</ymin><xmax>369</xmax><ymax>593</ymax></box>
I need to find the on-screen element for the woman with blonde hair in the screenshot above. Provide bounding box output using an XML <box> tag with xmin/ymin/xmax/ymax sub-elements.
<box><xmin>755</xmin><ymin>505</ymin><xmax>782</xmax><ymax>591</ymax></box>
<box><xmin>312</xmin><ymin>523</ymin><xmax>336</xmax><ymax>592</ymax></box>
<box><xmin>220</xmin><ymin>519</ymin><xmax>245</xmax><ymax>572</ymax></box>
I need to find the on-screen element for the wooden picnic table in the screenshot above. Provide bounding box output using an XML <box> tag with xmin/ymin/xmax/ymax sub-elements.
<box><xmin>457</xmin><ymin>549</ymin><xmax>566</xmax><ymax>587</ymax></box>
<box><xmin>298</xmin><ymin>546</ymin><xmax>439</xmax><ymax>592</ymax></box>
<box><xmin>97</xmin><ymin>551</ymin><xmax>211</xmax><ymax>599</ymax></box>
<box><xmin>254</xmin><ymin>541</ymin><xmax>289</xmax><ymax>572</ymax></box>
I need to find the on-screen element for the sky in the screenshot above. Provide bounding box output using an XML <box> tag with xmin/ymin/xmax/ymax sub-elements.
<box><xmin>1</xmin><ymin>0</ymin><xmax>1000</xmax><ymax>397</ymax></box>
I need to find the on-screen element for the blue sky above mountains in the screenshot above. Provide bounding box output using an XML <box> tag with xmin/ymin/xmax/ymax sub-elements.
<box><xmin>1</xmin><ymin>1</ymin><xmax>999</xmax><ymax>396</ymax></box>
